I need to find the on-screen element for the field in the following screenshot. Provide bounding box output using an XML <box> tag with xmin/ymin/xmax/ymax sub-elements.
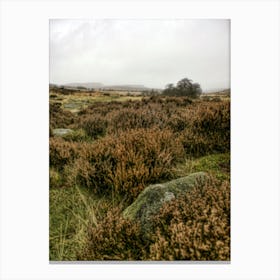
<box><xmin>49</xmin><ymin>88</ymin><xmax>230</xmax><ymax>261</ymax></box>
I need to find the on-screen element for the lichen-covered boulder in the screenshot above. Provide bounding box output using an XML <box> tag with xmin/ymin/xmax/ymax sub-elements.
<box><xmin>52</xmin><ymin>128</ymin><xmax>74</xmax><ymax>137</ymax></box>
<box><xmin>123</xmin><ymin>172</ymin><xmax>208</xmax><ymax>234</ymax></box>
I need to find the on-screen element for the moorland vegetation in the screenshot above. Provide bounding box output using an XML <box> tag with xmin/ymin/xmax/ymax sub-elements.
<box><xmin>49</xmin><ymin>81</ymin><xmax>230</xmax><ymax>261</ymax></box>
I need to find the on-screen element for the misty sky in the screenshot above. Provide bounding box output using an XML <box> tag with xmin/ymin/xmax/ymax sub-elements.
<box><xmin>50</xmin><ymin>19</ymin><xmax>230</xmax><ymax>90</ymax></box>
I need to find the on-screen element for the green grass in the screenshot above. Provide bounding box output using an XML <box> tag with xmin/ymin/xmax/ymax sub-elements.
<box><xmin>174</xmin><ymin>153</ymin><xmax>230</xmax><ymax>181</ymax></box>
<box><xmin>50</xmin><ymin>93</ymin><xmax>143</xmax><ymax>113</ymax></box>
<box><xmin>49</xmin><ymin>185</ymin><xmax>111</xmax><ymax>260</ymax></box>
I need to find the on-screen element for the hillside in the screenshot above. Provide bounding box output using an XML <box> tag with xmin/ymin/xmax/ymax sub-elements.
<box><xmin>55</xmin><ymin>82</ymin><xmax>161</xmax><ymax>91</ymax></box>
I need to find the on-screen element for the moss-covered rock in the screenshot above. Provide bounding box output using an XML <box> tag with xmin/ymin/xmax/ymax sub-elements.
<box><xmin>123</xmin><ymin>172</ymin><xmax>207</xmax><ymax>234</ymax></box>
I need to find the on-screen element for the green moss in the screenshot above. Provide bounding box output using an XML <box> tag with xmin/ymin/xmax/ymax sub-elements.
<box><xmin>191</xmin><ymin>153</ymin><xmax>230</xmax><ymax>172</ymax></box>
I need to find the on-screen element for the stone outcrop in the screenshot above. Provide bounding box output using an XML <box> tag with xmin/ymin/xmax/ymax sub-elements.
<box><xmin>123</xmin><ymin>172</ymin><xmax>208</xmax><ymax>234</ymax></box>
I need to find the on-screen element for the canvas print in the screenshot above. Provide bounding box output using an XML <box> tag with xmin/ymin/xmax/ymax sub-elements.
<box><xmin>49</xmin><ymin>19</ymin><xmax>230</xmax><ymax>261</ymax></box>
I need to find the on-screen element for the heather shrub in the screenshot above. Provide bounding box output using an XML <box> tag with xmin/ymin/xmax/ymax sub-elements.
<box><xmin>109</xmin><ymin>109</ymin><xmax>154</xmax><ymax>131</ymax></box>
<box><xmin>49</xmin><ymin>90</ymin><xmax>231</xmax><ymax>261</ymax></box>
<box><xmin>79</xmin><ymin>114</ymin><xmax>107</xmax><ymax>139</ymax></box>
<box><xmin>50</xmin><ymin>102</ymin><xmax>76</xmax><ymax>129</ymax></box>
<box><xmin>49</xmin><ymin>137</ymin><xmax>79</xmax><ymax>171</ymax></box>
<box><xmin>78</xmin><ymin>101</ymin><xmax>124</xmax><ymax>117</ymax></box>
<box><xmin>148</xmin><ymin>180</ymin><xmax>230</xmax><ymax>260</ymax></box>
<box><xmin>107</xmin><ymin>106</ymin><xmax>173</xmax><ymax>133</ymax></box>
<box><xmin>212</xmin><ymin>97</ymin><xmax>222</xmax><ymax>102</ymax></box>
<box><xmin>167</xmin><ymin>114</ymin><xmax>188</xmax><ymax>133</ymax></box>
<box><xmin>191</xmin><ymin>101</ymin><xmax>230</xmax><ymax>133</ymax></box>
<box><xmin>165</xmin><ymin>96</ymin><xmax>193</xmax><ymax>106</ymax></box>
<box><xmin>65</xmin><ymin>157</ymin><xmax>96</xmax><ymax>189</ymax></box>
<box><xmin>80</xmin><ymin>207</ymin><xmax>146</xmax><ymax>260</ymax></box>
<box><xmin>77</xmin><ymin>99</ymin><xmax>193</xmax><ymax>135</ymax></box>
<box><xmin>181</xmin><ymin>101</ymin><xmax>230</xmax><ymax>156</ymax></box>
<box><xmin>67</xmin><ymin>128</ymin><xmax>185</xmax><ymax>200</ymax></box>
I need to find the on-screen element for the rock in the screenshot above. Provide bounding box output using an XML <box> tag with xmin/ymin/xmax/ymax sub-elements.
<box><xmin>52</xmin><ymin>128</ymin><xmax>74</xmax><ymax>137</ymax></box>
<box><xmin>123</xmin><ymin>172</ymin><xmax>208</xmax><ymax>234</ymax></box>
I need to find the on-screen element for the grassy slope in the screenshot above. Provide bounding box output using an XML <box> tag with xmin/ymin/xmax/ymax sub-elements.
<box><xmin>50</xmin><ymin>186</ymin><xmax>112</xmax><ymax>260</ymax></box>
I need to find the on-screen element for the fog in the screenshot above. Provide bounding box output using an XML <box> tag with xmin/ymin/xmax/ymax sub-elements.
<box><xmin>50</xmin><ymin>19</ymin><xmax>230</xmax><ymax>90</ymax></box>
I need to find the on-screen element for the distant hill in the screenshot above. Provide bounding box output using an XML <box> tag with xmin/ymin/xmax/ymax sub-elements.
<box><xmin>64</xmin><ymin>82</ymin><xmax>104</xmax><ymax>89</ymax></box>
<box><xmin>60</xmin><ymin>82</ymin><xmax>160</xmax><ymax>91</ymax></box>
<box><xmin>103</xmin><ymin>85</ymin><xmax>150</xmax><ymax>91</ymax></box>
<box><xmin>203</xmin><ymin>88</ymin><xmax>230</xmax><ymax>94</ymax></box>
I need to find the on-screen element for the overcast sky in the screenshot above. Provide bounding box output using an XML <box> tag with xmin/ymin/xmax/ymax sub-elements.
<box><xmin>50</xmin><ymin>19</ymin><xmax>230</xmax><ymax>90</ymax></box>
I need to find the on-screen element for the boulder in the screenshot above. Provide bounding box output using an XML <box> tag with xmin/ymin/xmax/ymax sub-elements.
<box><xmin>123</xmin><ymin>172</ymin><xmax>207</xmax><ymax>234</ymax></box>
<box><xmin>52</xmin><ymin>128</ymin><xmax>74</xmax><ymax>137</ymax></box>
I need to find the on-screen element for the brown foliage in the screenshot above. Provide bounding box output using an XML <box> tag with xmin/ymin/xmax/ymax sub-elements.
<box><xmin>180</xmin><ymin>101</ymin><xmax>230</xmax><ymax>156</ymax></box>
<box><xmin>49</xmin><ymin>137</ymin><xmax>79</xmax><ymax>171</ymax></box>
<box><xmin>80</xmin><ymin>207</ymin><xmax>146</xmax><ymax>260</ymax></box>
<box><xmin>49</xmin><ymin>94</ymin><xmax>231</xmax><ymax>261</ymax></box>
<box><xmin>76</xmin><ymin>97</ymin><xmax>193</xmax><ymax>135</ymax></box>
<box><xmin>148</xmin><ymin>180</ymin><xmax>230</xmax><ymax>260</ymax></box>
<box><xmin>81</xmin><ymin>179</ymin><xmax>230</xmax><ymax>261</ymax></box>
<box><xmin>50</xmin><ymin>102</ymin><xmax>76</xmax><ymax>129</ymax></box>
<box><xmin>66</xmin><ymin>128</ymin><xmax>184</xmax><ymax>200</ymax></box>
<box><xmin>78</xmin><ymin>114</ymin><xmax>107</xmax><ymax>139</ymax></box>
<box><xmin>50</xmin><ymin>97</ymin><xmax>230</xmax><ymax>198</ymax></box>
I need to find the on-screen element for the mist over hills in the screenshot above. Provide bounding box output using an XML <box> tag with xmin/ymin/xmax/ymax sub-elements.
<box><xmin>62</xmin><ymin>82</ymin><xmax>153</xmax><ymax>91</ymax></box>
<box><xmin>49</xmin><ymin>82</ymin><xmax>229</xmax><ymax>94</ymax></box>
<box><xmin>65</xmin><ymin>82</ymin><xmax>104</xmax><ymax>89</ymax></box>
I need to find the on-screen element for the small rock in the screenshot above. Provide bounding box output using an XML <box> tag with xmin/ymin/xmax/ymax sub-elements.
<box><xmin>52</xmin><ymin>128</ymin><xmax>74</xmax><ymax>137</ymax></box>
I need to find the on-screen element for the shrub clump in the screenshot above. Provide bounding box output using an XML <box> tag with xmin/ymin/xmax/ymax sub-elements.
<box><xmin>181</xmin><ymin>101</ymin><xmax>230</xmax><ymax>157</ymax></box>
<box><xmin>49</xmin><ymin>137</ymin><xmax>79</xmax><ymax>171</ymax></box>
<box><xmin>50</xmin><ymin>102</ymin><xmax>75</xmax><ymax>129</ymax></box>
<box><xmin>66</xmin><ymin>128</ymin><xmax>185</xmax><ymax>201</ymax></box>
<box><xmin>147</xmin><ymin>180</ymin><xmax>230</xmax><ymax>260</ymax></box>
<box><xmin>79</xmin><ymin>114</ymin><xmax>108</xmax><ymax>139</ymax></box>
<box><xmin>80</xmin><ymin>207</ymin><xmax>146</xmax><ymax>260</ymax></box>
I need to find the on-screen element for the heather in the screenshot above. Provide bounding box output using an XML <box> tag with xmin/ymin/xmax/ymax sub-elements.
<box><xmin>49</xmin><ymin>89</ymin><xmax>230</xmax><ymax>261</ymax></box>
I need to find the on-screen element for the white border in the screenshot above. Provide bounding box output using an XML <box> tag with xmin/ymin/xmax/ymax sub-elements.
<box><xmin>1</xmin><ymin>1</ymin><xmax>279</xmax><ymax>280</ymax></box>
